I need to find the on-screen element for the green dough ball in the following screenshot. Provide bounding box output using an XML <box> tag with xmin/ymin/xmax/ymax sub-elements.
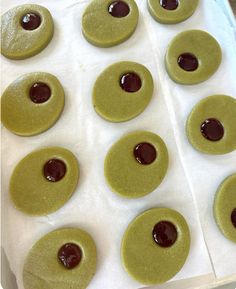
<box><xmin>214</xmin><ymin>174</ymin><xmax>236</xmax><ymax>243</ymax></box>
<box><xmin>121</xmin><ymin>207</ymin><xmax>191</xmax><ymax>285</ymax></box>
<box><xmin>148</xmin><ymin>0</ymin><xmax>199</xmax><ymax>24</ymax></box>
<box><xmin>186</xmin><ymin>95</ymin><xmax>236</xmax><ymax>155</ymax></box>
<box><xmin>23</xmin><ymin>227</ymin><xmax>97</xmax><ymax>289</ymax></box>
<box><xmin>93</xmin><ymin>61</ymin><xmax>154</xmax><ymax>122</ymax></box>
<box><xmin>10</xmin><ymin>147</ymin><xmax>79</xmax><ymax>216</ymax></box>
<box><xmin>165</xmin><ymin>30</ymin><xmax>222</xmax><ymax>85</ymax></box>
<box><xmin>104</xmin><ymin>131</ymin><xmax>168</xmax><ymax>198</ymax></box>
<box><xmin>1</xmin><ymin>72</ymin><xmax>65</xmax><ymax>136</ymax></box>
<box><xmin>82</xmin><ymin>0</ymin><xmax>139</xmax><ymax>47</ymax></box>
<box><xmin>1</xmin><ymin>4</ymin><xmax>54</xmax><ymax>60</ymax></box>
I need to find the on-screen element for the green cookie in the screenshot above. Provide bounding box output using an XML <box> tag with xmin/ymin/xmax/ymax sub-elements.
<box><xmin>104</xmin><ymin>131</ymin><xmax>168</xmax><ymax>198</ymax></box>
<box><xmin>165</xmin><ymin>30</ymin><xmax>222</xmax><ymax>85</ymax></box>
<box><xmin>1</xmin><ymin>4</ymin><xmax>54</xmax><ymax>60</ymax></box>
<box><xmin>10</xmin><ymin>147</ymin><xmax>79</xmax><ymax>216</ymax></box>
<box><xmin>148</xmin><ymin>0</ymin><xmax>199</xmax><ymax>24</ymax></box>
<box><xmin>186</xmin><ymin>95</ymin><xmax>236</xmax><ymax>155</ymax></box>
<box><xmin>214</xmin><ymin>174</ymin><xmax>236</xmax><ymax>243</ymax></box>
<box><xmin>93</xmin><ymin>61</ymin><xmax>154</xmax><ymax>122</ymax></box>
<box><xmin>23</xmin><ymin>228</ymin><xmax>97</xmax><ymax>289</ymax></box>
<box><xmin>121</xmin><ymin>207</ymin><xmax>191</xmax><ymax>285</ymax></box>
<box><xmin>1</xmin><ymin>72</ymin><xmax>65</xmax><ymax>136</ymax></box>
<box><xmin>82</xmin><ymin>0</ymin><xmax>139</xmax><ymax>47</ymax></box>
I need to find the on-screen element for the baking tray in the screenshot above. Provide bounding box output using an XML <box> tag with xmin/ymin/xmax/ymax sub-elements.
<box><xmin>1</xmin><ymin>1</ymin><xmax>236</xmax><ymax>289</ymax></box>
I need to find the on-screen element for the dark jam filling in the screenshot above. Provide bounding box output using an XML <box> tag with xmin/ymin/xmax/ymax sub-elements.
<box><xmin>120</xmin><ymin>73</ymin><xmax>142</xmax><ymax>92</ymax></box>
<box><xmin>43</xmin><ymin>159</ymin><xmax>66</xmax><ymax>182</ymax></box>
<box><xmin>30</xmin><ymin>83</ymin><xmax>51</xmax><ymax>103</ymax></box>
<box><xmin>231</xmin><ymin>208</ymin><xmax>236</xmax><ymax>228</ymax></box>
<box><xmin>58</xmin><ymin>243</ymin><xmax>82</xmax><ymax>269</ymax></box>
<box><xmin>134</xmin><ymin>143</ymin><xmax>157</xmax><ymax>165</ymax></box>
<box><xmin>21</xmin><ymin>13</ymin><xmax>41</xmax><ymax>30</ymax></box>
<box><xmin>108</xmin><ymin>1</ymin><xmax>130</xmax><ymax>18</ymax></box>
<box><xmin>177</xmin><ymin>53</ymin><xmax>199</xmax><ymax>71</ymax></box>
<box><xmin>153</xmin><ymin>221</ymin><xmax>177</xmax><ymax>247</ymax></box>
<box><xmin>160</xmin><ymin>0</ymin><xmax>179</xmax><ymax>10</ymax></box>
<box><xmin>200</xmin><ymin>118</ymin><xmax>224</xmax><ymax>141</ymax></box>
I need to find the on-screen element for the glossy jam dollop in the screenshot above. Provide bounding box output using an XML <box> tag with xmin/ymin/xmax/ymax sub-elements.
<box><xmin>120</xmin><ymin>72</ymin><xmax>142</xmax><ymax>93</ymax></box>
<box><xmin>152</xmin><ymin>221</ymin><xmax>177</xmax><ymax>247</ymax></box>
<box><xmin>21</xmin><ymin>13</ymin><xmax>41</xmax><ymax>30</ymax></box>
<box><xmin>160</xmin><ymin>0</ymin><xmax>179</xmax><ymax>10</ymax></box>
<box><xmin>43</xmin><ymin>159</ymin><xmax>66</xmax><ymax>182</ymax></box>
<box><xmin>200</xmin><ymin>118</ymin><xmax>224</xmax><ymax>141</ymax></box>
<box><xmin>231</xmin><ymin>208</ymin><xmax>236</xmax><ymax>228</ymax></box>
<box><xmin>134</xmin><ymin>143</ymin><xmax>157</xmax><ymax>165</ymax></box>
<box><xmin>30</xmin><ymin>83</ymin><xmax>51</xmax><ymax>103</ymax></box>
<box><xmin>108</xmin><ymin>1</ymin><xmax>130</xmax><ymax>18</ymax></box>
<box><xmin>178</xmin><ymin>53</ymin><xmax>199</xmax><ymax>71</ymax></box>
<box><xmin>58</xmin><ymin>243</ymin><xmax>82</xmax><ymax>269</ymax></box>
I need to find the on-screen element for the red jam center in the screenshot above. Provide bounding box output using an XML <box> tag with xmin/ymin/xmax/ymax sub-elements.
<box><xmin>231</xmin><ymin>208</ymin><xmax>236</xmax><ymax>228</ymax></box>
<box><xmin>160</xmin><ymin>0</ymin><xmax>179</xmax><ymax>10</ymax></box>
<box><xmin>21</xmin><ymin>13</ymin><xmax>41</xmax><ymax>30</ymax></box>
<box><xmin>43</xmin><ymin>159</ymin><xmax>66</xmax><ymax>182</ymax></box>
<box><xmin>134</xmin><ymin>143</ymin><xmax>157</xmax><ymax>165</ymax></box>
<box><xmin>153</xmin><ymin>221</ymin><xmax>177</xmax><ymax>247</ymax></box>
<box><xmin>120</xmin><ymin>73</ymin><xmax>142</xmax><ymax>92</ymax></box>
<box><xmin>178</xmin><ymin>53</ymin><xmax>199</xmax><ymax>71</ymax></box>
<box><xmin>58</xmin><ymin>243</ymin><xmax>82</xmax><ymax>269</ymax></box>
<box><xmin>30</xmin><ymin>83</ymin><xmax>51</xmax><ymax>103</ymax></box>
<box><xmin>108</xmin><ymin>1</ymin><xmax>130</xmax><ymax>18</ymax></box>
<box><xmin>200</xmin><ymin>118</ymin><xmax>224</xmax><ymax>141</ymax></box>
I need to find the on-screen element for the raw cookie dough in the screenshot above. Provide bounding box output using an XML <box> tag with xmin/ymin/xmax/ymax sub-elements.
<box><xmin>82</xmin><ymin>0</ymin><xmax>139</xmax><ymax>47</ymax></box>
<box><xmin>121</xmin><ymin>207</ymin><xmax>190</xmax><ymax>285</ymax></box>
<box><xmin>93</xmin><ymin>61</ymin><xmax>154</xmax><ymax>122</ymax></box>
<box><xmin>1</xmin><ymin>4</ymin><xmax>54</xmax><ymax>60</ymax></box>
<box><xmin>148</xmin><ymin>0</ymin><xmax>199</xmax><ymax>24</ymax></box>
<box><xmin>1</xmin><ymin>72</ymin><xmax>65</xmax><ymax>136</ymax></box>
<box><xmin>186</xmin><ymin>95</ymin><xmax>236</xmax><ymax>154</ymax></box>
<box><xmin>10</xmin><ymin>147</ymin><xmax>79</xmax><ymax>216</ymax></box>
<box><xmin>23</xmin><ymin>227</ymin><xmax>97</xmax><ymax>289</ymax></box>
<box><xmin>165</xmin><ymin>30</ymin><xmax>222</xmax><ymax>85</ymax></box>
<box><xmin>214</xmin><ymin>174</ymin><xmax>236</xmax><ymax>243</ymax></box>
<box><xmin>104</xmin><ymin>131</ymin><xmax>168</xmax><ymax>198</ymax></box>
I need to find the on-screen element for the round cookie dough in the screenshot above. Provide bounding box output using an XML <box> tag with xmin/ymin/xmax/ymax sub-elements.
<box><xmin>214</xmin><ymin>174</ymin><xmax>236</xmax><ymax>243</ymax></box>
<box><xmin>23</xmin><ymin>227</ymin><xmax>97</xmax><ymax>289</ymax></box>
<box><xmin>1</xmin><ymin>4</ymin><xmax>54</xmax><ymax>60</ymax></box>
<box><xmin>148</xmin><ymin>0</ymin><xmax>199</xmax><ymax>24</ymax></box>
<box><xmin>93</xmin><ymin>61</ymin><xmax>154</xmax><ymax>122</ymax></box>
<box><xmin>121</xmin><ymin>207</ymin><xmax>190</xmax><ymax>285</ymax></box>
<box><xmin>186</xmin><ymin>95</ymin><xmax>236</xmax><ymax>154</ymax></box>
<box><xmin>10</xmin><ymin>147</ymin><xmax>79</xmax><ymax>216</ymax></box>
<box><xmin>82</xmin><ymin>0</ymin><xmax>139</xmax><ymax>47</ymax></box>
<box><xmin>104</xmin><ymin>131</ymin><xmax>168</xmax><ymax>198</ymax></box>
<box><xmin>1</xmin><ymin>72</ymin><xmax>65</xmax><ymax>136</ymax></box>
<box><xmin>165</xmin><ymin>30</ymin><xmax>222</xmax><ymax>85</ymax></box>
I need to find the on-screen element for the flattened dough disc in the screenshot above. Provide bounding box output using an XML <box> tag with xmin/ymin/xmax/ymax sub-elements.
<box><xmin>1</xmin><ymin>4</ymin><xmax>54</xmax><ymax>60</ymax></box>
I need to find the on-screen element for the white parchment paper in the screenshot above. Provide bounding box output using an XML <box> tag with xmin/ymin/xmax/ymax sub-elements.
<box><xmin>141</xmin><ymin>0</ymin><xmax>236</xmax><ymax>279</ymax></box>
<box><xmin>1</xmin><ymin>0</ymin><xmax>235</xmax><ymax>289</ymax></box>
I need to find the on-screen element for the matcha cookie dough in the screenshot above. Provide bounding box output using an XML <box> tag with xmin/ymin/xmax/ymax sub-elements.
<box><xmin>214</xmin><ymin>174</ymin><xmax>236</xmax><ymax>243</ymax></box>
<box><xmin>82</xmin><ymin>0</ymin><xmax>139</xmax><ymax>47</ymax></box>
<box><xmin>165</xmin><ymin>30</ymin><xmax>222</xmax><ymax>85</ymax></box>
<box><xmin>1</xmin><ymin>72</ymin><xmax>65</xmax><ymax>136</ymax></box>
<box><xmin>105</xmin><ymin>131</ymin><xmax>168</xmax><ymax>198</ymax></box>
<box><xmin>10</xmin><ymin>147</ymin><xmax>79</xmax><ymax>216</ymax></box>
<box><xmin>1</xmin><ymin>4</ymin><xmax>54</xmax><ymax>60</ymax></box>
<box><xmin>148</xmin><ymin>0</ymin><xmax>199</xmax><ymax>24</ymax></box>
<box><xmin>186</xmin><ymin>95</ymin><xmax>236</xmax><ymax>154</ymax></box>
<box><xmin>23</xmin><ymin>227</ymin><xmax>97</xmax><ymax>289</ymax></box>
<box><xmin>93</xmin><ymin>61</ymin><xmax>154</xmax><ymax>122</ymax></box>
<box><xmin>121</xmin><ymin>207</ymin><xmax>190</xmax><ymax>285</ymax></box>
